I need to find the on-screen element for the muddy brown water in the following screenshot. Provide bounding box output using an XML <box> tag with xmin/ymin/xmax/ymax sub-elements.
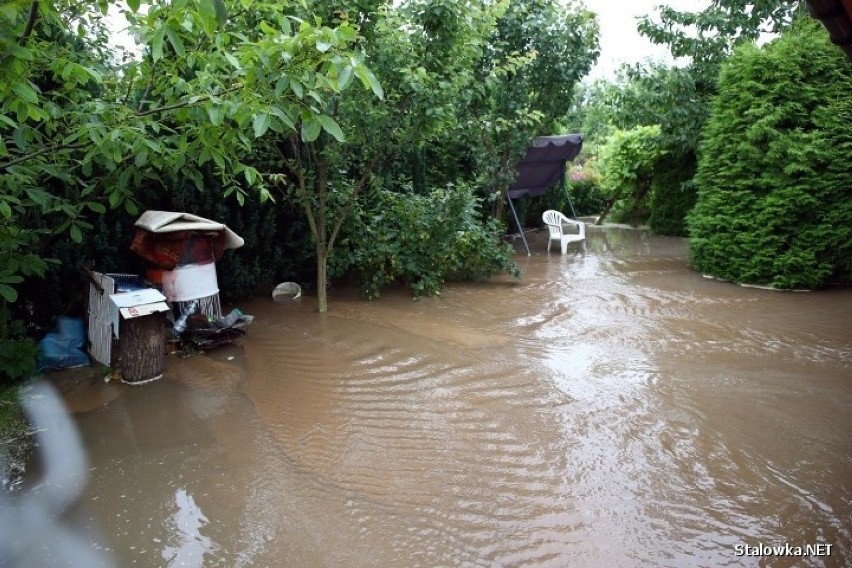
<box><xmin>30</xmin><ymin>227</ymin><xmax>852</xmax><ymax>567</ymax></box>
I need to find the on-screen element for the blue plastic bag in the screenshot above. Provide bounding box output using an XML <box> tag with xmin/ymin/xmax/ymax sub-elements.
<box><xmin>37</xmin><ymin>317</ymin><xmax>90</xmax><ymax>372</ymax></box>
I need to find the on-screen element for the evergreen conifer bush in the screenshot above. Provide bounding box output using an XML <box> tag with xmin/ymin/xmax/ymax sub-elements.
<box><xmin>688</xmin><ymin>19</ymin><xmax>852</xmax><ymax>289</ymax></box>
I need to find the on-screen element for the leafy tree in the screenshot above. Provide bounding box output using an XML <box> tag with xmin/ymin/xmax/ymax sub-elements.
<box><xmin>596</xmin><ymin>125</ymin><xmax>666</xmax><ymax>226</ymax></box>
<box><xmin>1</xmin><ymin>0</ymin><xmax>380</xmax><ymax>380</ymax></box>
<box><xmin>562</xmin><ymin>63</ymin><xmax>704</xmax><ymax>234</ymax></box>
<box><xmin>262</xmin><ymin>0</ymin><xmax>503</xmax><ymax>311</ymax></box>
<box><xmin>688</xmin><ymin>18</ymin><xmax>852</xmax><ymax>289</ymax></box>
<box><xmin>637</xmin><ymin>0</ymin><xmax>801</xmax><ymax>68</ymax></box>
<box><xmin>1</xmin><ymin>0</ymin><xmax>379</xmax><ymax>324</ymax></box>
<box><xmin>472</xmin><ymin>0</ymin><xmax>599</xmax><ymax>218</ymax></box>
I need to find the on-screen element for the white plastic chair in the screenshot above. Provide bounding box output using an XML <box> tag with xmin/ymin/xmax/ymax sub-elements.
<box><xmin>542</xmin><ymin>210</ymin><xmax>585</xmax><ymax>254</ymax></box>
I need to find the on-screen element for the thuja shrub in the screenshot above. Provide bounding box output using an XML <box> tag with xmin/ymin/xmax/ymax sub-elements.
<box><xmin>687</xmin><ymin>19</ymin><xmax>852</xmax><ymax>289</ymax></box>
<box><xmin>348</xmin><ymin>184</ymin><xmax>520</xmax><ymax>299</ymax></box>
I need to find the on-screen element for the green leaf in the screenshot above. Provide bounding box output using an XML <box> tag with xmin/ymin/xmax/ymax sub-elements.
<box><xmin>0</xmin><ymin>5</ymin><xmax>18</xmax><ymax>21</ymax></box>
<box><xmin>224</xmin><ymin>52</ymin><xmax>241</xmax><ymax>69</ymax></box>
<box><xmin>125</xmin><ymin>199</ymin><xmax>139</xmax><ymax>216</ymax></box>
<box><xmin>69</xmin><ymin>225</ymin><xmax>83</xmax><ymax>243</ymax></box>
<box><xmin>212</xmin><ymin>0</ymin><xmax>229</xmax><ymax>27</ymax></box>
<box><xmin>290</xmin><ymin>80</ymin><xmax>303</xmax><ymax>99</ymax></box>
<box><xmin>152</xmin><ymin>26</ymin><xmax>165</xmax><ymax>61</ymax></box>
<box><xmin>0</xmin><ymin>114</ymin><xmax>16</xmax><ymax>129</ymax></box>
<box><xmin>244</xmin><ymin>167</ymin><xmax>256</xmax><ymax>185</ymax></box>
<box><xmin>338</xmin><ymin>65</ymin><xmax>354</xmax><ymax>90</ymax></box>
<box><xmin>87</xmin><ymin>202</ymin><xmax>106</xmax><ymax>214</ymax></box>
<box><xmin>12</xmin><ymin>125</ymin><xmax>28</xmax><ymax>150</ymax></box>
<box><xmin>354</xmin><ymin>65</ymin><xmax>383</xmax><ymax>99</ymax></box>
<box><xmin>208</xmin><ymin>104</ymin><xmax>225</xmax><ymax>125</ymax></box>
<box><xmin>301</xmin><ymin>119</ymin><xmax>321</xmax><ymax>142</ymax></box>
<box><xmin>0</xmin><ymin>201</ymin><xmax>11</xmax><ymax>218</ymax></box>
<box><xmin>0</xmin><ymin>283</ymin><xmax>18</xmax><ymax>303</ymax></box>
<box><xmin>0</xmin><ymin>271</ymin><xmax>24</xmax><ymax>285</ymax></box>
<box><xmin>269</xmin><ymin>106</ymin><xmax>295</xmax><ymax>131</ymax></box>
<box><xmin>165</xmin><ymin>27</ymin><xmax>186</xmax><ymax>57</ymax></box>
<box><xmin>199</xmin><ymin>0</ymin><xmax>216</xmax><ymax>25</ymax></box>
<box><xmin>127</xmin><ymin>0</ymin><xmax>141</xmax><ymax>11</ymax></box>
<box><xmin>317</xmin><ymin>114</ymin><xmax>344</xmax><ymax>142</ymax></box>
<box><xmin>253</xmin><ymin>113</ymin><xmax>271</xmax><ymax>138</ymax></box>
<box><xmin>12</xmin><ymin>82</ymin><xmax>38</xmax><ymax>104</ymax></box>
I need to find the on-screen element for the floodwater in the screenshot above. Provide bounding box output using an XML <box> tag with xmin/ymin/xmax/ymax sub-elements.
<box><xmin>29</xmin><ymin>227</ymin><xmax>852</xmax><ymax>566</ymax></box>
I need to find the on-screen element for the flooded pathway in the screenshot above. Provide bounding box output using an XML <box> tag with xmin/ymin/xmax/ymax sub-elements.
<box><xmin>37</xmin><ymin>227</ymin><xmax>852</xmax><ymax>566</ymax></box>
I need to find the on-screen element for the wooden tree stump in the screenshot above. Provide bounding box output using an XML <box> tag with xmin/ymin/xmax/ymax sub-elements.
<box><xmin>115</xmin><ymin>313</ymin><xmax>168</xmax><ymax>383</ymax></box>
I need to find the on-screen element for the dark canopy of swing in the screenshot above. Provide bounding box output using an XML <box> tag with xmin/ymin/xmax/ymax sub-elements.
<box><xmin>507</xmin><ymin>134</ymin><xmax>583</xmax><ymax>199</ymax></box>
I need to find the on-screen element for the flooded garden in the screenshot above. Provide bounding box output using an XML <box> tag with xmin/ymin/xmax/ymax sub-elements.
<box><xmin>25</xmin><ymin>227</ymin><xmax>852</xmax><ymax>567</ymax></box>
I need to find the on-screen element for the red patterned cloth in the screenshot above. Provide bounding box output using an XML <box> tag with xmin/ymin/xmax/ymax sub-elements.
<box><xmin>130</xmin><ymin>229</ymin><xmax>225</xmax><ymax>269</ymax></box>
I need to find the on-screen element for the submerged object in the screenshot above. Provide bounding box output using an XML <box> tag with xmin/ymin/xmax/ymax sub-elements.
<box><xmin>272</xmin><ymin>282</ymin><xmax>302</xmax><ymax>301</ymax></box>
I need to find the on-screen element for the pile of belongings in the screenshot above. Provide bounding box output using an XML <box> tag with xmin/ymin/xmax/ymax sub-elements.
<box><xmin>173</xmin><ymin>304</ymin><xmax>254</xmax><ymax>350</ymax></box>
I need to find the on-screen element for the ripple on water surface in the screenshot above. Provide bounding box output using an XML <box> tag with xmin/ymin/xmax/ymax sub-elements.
<box><xmin>42</xmin><ymin>227</ymin><xmax>852</xmax><ymax>568</ymax></box>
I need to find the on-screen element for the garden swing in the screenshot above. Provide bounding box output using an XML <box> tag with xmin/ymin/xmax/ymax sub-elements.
<box><xmin>505</xmin><ymin>134</ymin><xmax>584</xmax><ymax>256</ymax></box>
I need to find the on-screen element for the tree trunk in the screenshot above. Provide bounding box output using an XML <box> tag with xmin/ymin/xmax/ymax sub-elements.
<box><xmin>596</xmin><ymin>197</ymin><xmax>617</xmax><ymax>225</ymax></box>
<box><xmin>494</xmin><ymin>187</ymin><xmax>507</xmax><ymax>220</ymax></box>
<box><xmin>631</xmin><ymin>180</ymin><xmax>652</xmax><ymax>227</ymax></box>
<box><xmin>492</xmin><ymin>147</ymin><xmax>512</xmax><ymax>219</ymax></box>
<box><xmin>316</xmin><ymin>247</ymin><xmax>328</xmax><ymax>313</ymax></box>
<box><xmin>115</xmin><ymin>314</ymin><xmax>167</xmax><ymax>383</ymax></box>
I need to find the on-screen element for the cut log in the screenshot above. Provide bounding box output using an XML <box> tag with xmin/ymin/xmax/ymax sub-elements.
<box><xmin>115</xmin><ymin>314</ymin><xmax>168</xmax><ymax>383</ymax></box>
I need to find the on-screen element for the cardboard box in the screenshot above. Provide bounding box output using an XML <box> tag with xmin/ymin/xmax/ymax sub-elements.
<box><xmin>109</xmin><ymin>289</ymin><xmax>169</xmax><ymax>338</ymax></box>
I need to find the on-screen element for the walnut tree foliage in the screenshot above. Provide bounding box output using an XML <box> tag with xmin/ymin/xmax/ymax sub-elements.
<box><xmin>0</xmin><ymin>0</ymin><xmax>381</xmax><ymax>380</ymax></box>
<box><xmin>687</xmin><ymin>18</ymin><xmax>852</xmax><ymax>289</ymax></box>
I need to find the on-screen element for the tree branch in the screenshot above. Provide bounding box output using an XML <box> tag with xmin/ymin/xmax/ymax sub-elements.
<box><xmin>0</xmin><ymin>142</ymin><xmax>87</xmax><ymax>171</ymax></box>
<box><xmin>19</xmin><ymin>2</ymin><xmax>39</xmax><ymax>46</ymax></box>
<box><xmin>327</xmin><ymin>154</ymin><xmax>379</xmax><ymax>252</ymax></box>
<box><xmin>136</xmin><ymin>85</ymin><xmax>241</xmax><ymax>117</ymax></box>
<box><xmin>285</xmin><ymin>135</ymin><xmax>319</xmax><ymax>241</ymax></box>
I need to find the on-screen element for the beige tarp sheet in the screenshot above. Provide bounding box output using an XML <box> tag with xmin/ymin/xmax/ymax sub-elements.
<box><xmin>134</xmin><ymin>210</ymin><xmax>244</xmax><ymax>250</ymax></box>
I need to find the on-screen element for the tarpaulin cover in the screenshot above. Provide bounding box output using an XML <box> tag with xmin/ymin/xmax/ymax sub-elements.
<box><xmin>507</xmin><ymin>134</ymin><xmax>583</xmax><ymax>199</ymax></box>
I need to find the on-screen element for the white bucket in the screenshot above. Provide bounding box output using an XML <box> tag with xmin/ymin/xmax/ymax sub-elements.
<box><xmin>161</xmin><ymin>262</ymin><xmax>219</xmax><ymax>302</ymax></box>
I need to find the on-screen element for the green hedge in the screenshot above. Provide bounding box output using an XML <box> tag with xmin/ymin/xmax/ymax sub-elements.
<box><xmin>687</xmin><ymin>19</ymin><xmax>852</xmax><ymax>289</ymax></box>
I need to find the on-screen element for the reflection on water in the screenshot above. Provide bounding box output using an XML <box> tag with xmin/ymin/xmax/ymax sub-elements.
<box><xmin>162</xmin><ymin>489</ymin><xmax>215</xmax><ymax>567</ymax></box>
<box><xmin>36</xmin><ymin>226</ymin><xmax>852</xmax><ymax>567</ymax></box>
